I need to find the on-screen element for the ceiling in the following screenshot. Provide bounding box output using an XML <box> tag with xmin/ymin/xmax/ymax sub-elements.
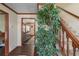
<box><xmin>5</xmin><ymin>3</ymin><xmax>37</xmax><ymax>13</ymax></box>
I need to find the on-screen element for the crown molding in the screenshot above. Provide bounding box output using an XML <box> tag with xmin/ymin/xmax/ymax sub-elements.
<box><xmin>0</xmin><ymin>9</ymin><xmax>8</xmax><ymax>14</ymax></box>
<box><xmin>22</xmin><ymin>18</ymin><xmax>35</xmax><ymax>19</ymax></box>
<box><xmin>17</xmin><ymin>13</ymin><xmax>37</xmax><ymax>15</ymax></box>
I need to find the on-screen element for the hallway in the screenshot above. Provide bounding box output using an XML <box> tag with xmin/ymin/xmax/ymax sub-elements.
<box><xmin>9</xmin><ymin>36</ymin><xmax>35</xmax><ymax>56</ymax></box>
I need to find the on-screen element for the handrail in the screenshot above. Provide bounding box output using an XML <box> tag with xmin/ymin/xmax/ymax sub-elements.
<box><xmin>61</xmin><ymin>20</ymin><xmax>79</xmax><ymax>46</ymax></box>
<box><xmin>59</xmin><ymin>19</ymin><xmax>79</xmax><ymax>56</ymax></box>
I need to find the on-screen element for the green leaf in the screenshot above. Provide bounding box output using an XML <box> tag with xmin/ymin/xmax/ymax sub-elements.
<box><xmin>35</xmin><ymin>3</ymin><xmax>61</xmax><ymax>56</ymax></box>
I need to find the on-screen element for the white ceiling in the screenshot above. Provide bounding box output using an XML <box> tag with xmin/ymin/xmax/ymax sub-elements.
<box><xmin>5</xmin><ymin>3</ymin><xmax>37</xmax><ymax>13</ymax></box>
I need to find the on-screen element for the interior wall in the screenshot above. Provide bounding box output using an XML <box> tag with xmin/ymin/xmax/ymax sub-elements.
<box><xmin>17</xmin><ymin>14</ymin><xmax>36</xmax><ymax>46</ymax></box>
<box><xmin>0</xmin><ymin>14</ymin><xmax>5</xmax><ymax>32</ymax></box>
<box><xmin>0</xmin><ymin>4</ymin><xmax>17</xmax><ymax>52</ymax></box>
<box><xmin>56</xmin><ymin>3</ymin><xmax>79</xmax><ymax>16</ymax></box>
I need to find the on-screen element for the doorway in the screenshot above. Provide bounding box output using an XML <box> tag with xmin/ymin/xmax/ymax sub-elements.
<box><xmin>21</xmin><ymin>18</ymin><xmax>35</xmax><ymax>55</ymax></box>
<box><xmin>21</xmin><ymin>18</ymin><xmax>35</xmax><ymax>46</ymax></box>
<box><xmin>0</xmin><ymin>10</ymin><xmax>9</xmax><ymax>56</ymax></box>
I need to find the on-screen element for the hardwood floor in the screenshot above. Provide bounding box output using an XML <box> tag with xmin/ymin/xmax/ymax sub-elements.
<box><xmin>9</xmin><ymin>36</ymin><xmax>35</xmax><ymax>56</ymax></box>
<box><xmin>9</xmin><ymin>45</ymin><xmax>34</xmax><ymax>56</ymax></box>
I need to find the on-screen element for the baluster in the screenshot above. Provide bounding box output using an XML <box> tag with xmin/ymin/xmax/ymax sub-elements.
<box><xmin>66</xmin><ymin>34</ymin><xmax>69</xmax><ymax>56</ymax></box>
<box><xmin>72</xmin><ymin>42</ymin><xmax>76</xmax><ymax>56</ymax></box>
<box><xmin>59</xmin><ymin>26</ymin><xmax>61</xmax><ymax>47</ymax></box>
<box><xmin>73</xmin><ymin>47</ymin><xmax>76</xmax><ymax>56</ymax></box>
<box><xmin>62</xmin><ymin>28</ymin><xmax>65</xmax><ymax>50</ymax></box>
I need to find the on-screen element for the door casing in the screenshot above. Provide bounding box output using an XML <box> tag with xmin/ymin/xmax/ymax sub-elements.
<box><xmin>0</xmin><ymin>10</ymin><xmax>9</xmax><ymax>56</ymax></box>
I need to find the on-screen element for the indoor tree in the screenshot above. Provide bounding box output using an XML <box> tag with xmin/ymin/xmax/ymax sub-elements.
<box><xmin>35</xmin><ymin>4</ymin><xmax>60</xmax><ymax>56</ymax></box>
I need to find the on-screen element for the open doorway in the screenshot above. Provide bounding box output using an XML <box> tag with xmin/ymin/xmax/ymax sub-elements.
<box><xmin>0</xmin><ymin>10</ymin><xmax>9</xmax><ymax>56</ymax></box>
<box><xmin>21</xmin><ymin>18</ymin><xmax>35</xmax><ymax>46</ymax></box>
<box><xmin>21</xmin><ymin>18</ymin><xmax>35</xmax><ymax>55</ymax></box>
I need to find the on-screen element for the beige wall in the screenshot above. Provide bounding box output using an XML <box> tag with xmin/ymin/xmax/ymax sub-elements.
<box><xmin>0</xmin><ymin>4</ymin><xmax>17</xmax><ymax>52</ymax></box>
<box><xmin>17</xmin><ymin>14</ymin><xmax>36</xmax><ymax>46</ymax></box>
<box><xmin>0</xmin><ymin>14</ymin><xmax>5</xmax><ymax>32</ymax></box>
<box><xmin>57</xmin><ymin>3</ymin><xmax>79</xmax><ymax>17</ymax></box>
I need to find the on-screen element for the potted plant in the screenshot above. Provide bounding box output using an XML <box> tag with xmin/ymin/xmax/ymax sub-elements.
<box><xmin>35</xmin><ymin>4</ymin><xmax>60</xmax><ymax>56</ymax></box>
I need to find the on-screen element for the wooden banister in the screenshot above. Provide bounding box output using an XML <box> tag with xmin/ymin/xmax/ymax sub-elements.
<box><xmin>59</xmin><ymin>19</ymin><xmax>79</xmax><ymax>56</ymax></box>
<box><xmin>62</xmin><ymin>28</ymin><xmax>65</xmax><ymax>50</ymax></box>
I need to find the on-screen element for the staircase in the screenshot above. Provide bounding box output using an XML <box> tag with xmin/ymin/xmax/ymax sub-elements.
<box><xmin>58</xmin><ymin>20</ymin><xmax>79</xmax><ymax>56</ymax></box>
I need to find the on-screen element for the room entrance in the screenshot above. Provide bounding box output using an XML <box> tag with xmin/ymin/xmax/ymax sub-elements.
<box><xmin>0</xmin><ymin>10</ymin><xmax>9</xmax><ymax>56</ymax></box>
<box><xmin>21</xmin><ymin>18</ymin><xmax>35</xmax><ymax>55</ymax></box>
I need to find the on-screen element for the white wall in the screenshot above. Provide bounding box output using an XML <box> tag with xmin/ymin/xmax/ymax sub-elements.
<box><xmin>17</xmin><ymin>14</ymin><xmax>36</xmax><ymax>46</ymax></box>
<box><xmin>0</xmin><ymin>4</ymin><xmax>17</xmax><ymax>52</ymax></box>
